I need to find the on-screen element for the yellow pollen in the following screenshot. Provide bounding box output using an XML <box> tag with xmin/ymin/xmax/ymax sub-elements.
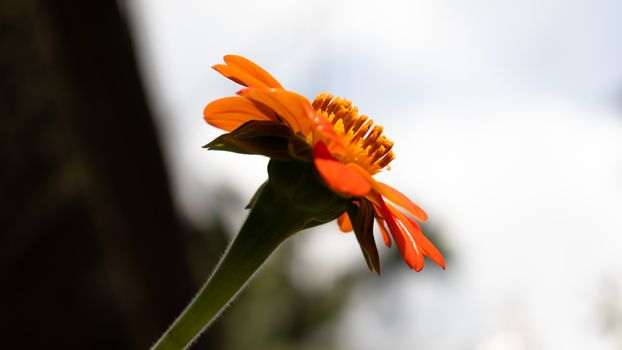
<box><xmin>312</xmin><ymin>93</ymin><xmax>395</xmax><ymax>174</ymax></box>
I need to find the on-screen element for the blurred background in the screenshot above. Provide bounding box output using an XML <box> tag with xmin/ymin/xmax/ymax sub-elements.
<box><xmin>2</xmin><ymin>0</ymin><xmax>622</xmax><ymax>349</ymax></box>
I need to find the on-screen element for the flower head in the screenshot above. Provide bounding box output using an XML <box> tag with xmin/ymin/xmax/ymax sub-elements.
<box><xmin>204</xmin><ymin>55</ymin><xmax>444</xmax><ymax>272</ymax></box>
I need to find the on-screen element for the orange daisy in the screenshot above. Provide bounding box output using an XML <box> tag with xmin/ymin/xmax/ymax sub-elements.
<box><xmin>203</xmin><ymin>55</ymin><xmax>445</xmax><ymax>272</ymax></box>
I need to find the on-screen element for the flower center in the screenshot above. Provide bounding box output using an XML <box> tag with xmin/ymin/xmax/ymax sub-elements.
<box><xmin>312</xmin><ymin>93</ymin><xmax>395</xmax><ymax>175</ymax></box>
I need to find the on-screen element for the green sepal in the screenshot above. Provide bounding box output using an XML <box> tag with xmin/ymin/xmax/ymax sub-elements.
<box><xmin>347</xmin><ymin>198</ymin><xmax>381</xmax><ymax>274</ymax></box>
<box><xmin>287</xmin><ymin>132</ymin><xmax>313</xmax><ymax>161</ymax></box>
<box><xmin>267</xmin><ymin>159</ymin><xmax>348</xmax><ymax>220</ymax></box>
<box><xmin>203</xmin><ymin>120</ymin><xmax>296</xmax><ymax>160</ymax></box>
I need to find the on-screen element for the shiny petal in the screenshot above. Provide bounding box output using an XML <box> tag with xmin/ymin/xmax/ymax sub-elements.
<box><xmin>204</xmin><ymin>96</ymin><xmax>273</xmax><ymax>132</ymax></box>
<box><xmin>238</xmin><ymin>88</ymin><xmax>312</xmax><ymax>134</ymax></box>
<box><xmin>404</xmin><ymin>216</ymin><xmax>446</xmax><ymax>269</ymax></box>
<box><xmin>375</xmin><ymin>182</ymin><xmax>428</xmax><ymax>222</ymax></box>
<box><xmin>377</xmin><ymin>195</ymin><xmax>425</xmax><ymax>271</ymax></box>
<box><xmin>313</xmin><ymin>142</ymin><xmax>372</xmax><ymax>197</ymax></box>
<box><xmin>386</xmin><ymin>202</ymin><xmax>445</xmax><ymax>269</ymax></box>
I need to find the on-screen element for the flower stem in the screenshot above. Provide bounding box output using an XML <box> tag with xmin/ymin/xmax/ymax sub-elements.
<box><xmin>151</xmin><ymin>181</ymin><xmax>306</xmax><ymax>350</ymax></box>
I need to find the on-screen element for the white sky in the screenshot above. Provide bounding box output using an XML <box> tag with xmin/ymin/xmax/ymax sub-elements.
<box><xmin>128</xmin><ymin>0</ymin><xmax>622</xmax><ymax>349</ymax></box>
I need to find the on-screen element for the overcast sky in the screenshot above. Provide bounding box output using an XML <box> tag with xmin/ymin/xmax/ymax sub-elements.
<box><xmin>128</xmin><ymin>1</ymin><xmax>622</xmax><ymax>348</ymax></box>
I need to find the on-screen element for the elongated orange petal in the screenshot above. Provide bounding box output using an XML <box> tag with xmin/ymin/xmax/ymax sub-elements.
<box><xmin>388</xmin><ymin>203</ymin><xmax>445</xmax><ymax>269</ymax></box>
<box><xmin>204</xmin><ymin>96</ymin><xmax>274</xmax><ymax>132</ymax></box>
<box><xmin>338</xmin><ymin>165</ymin><xmax>428</xmax><ymax>223</ymax></box>
<box><xmin>212</xmin><ymin>64</ymin><xmax>268</xmax><ymax>89</ymax></box>
<box><xmin>376</xmin><ymin>218</ymin><xmax>392</xmax><ymax>247</ymax></box>
<box><xmin>404</xmin><ymin>215</ymin><xmax>446</xmax><ymax>269</ymax></box>
<box><xmin>370</xmin><ymin>202</ymin><xmax>392</xmax><ymax>247</ymax></box>
<box><xmin>337</xmin><ymin>212</ymin><xmax>353</xmax><ymax>232</ymax></box>
<box><xmin>375</xmin><ymin>182</ymin><xmax>428</xmax><ymax>222</ymax></box>
<box><xmin>238</xmin><ymin>88</ymin><xmax>312</xmax><ymax>135</ymax></box>
<box><xmin>223</xmin><ymin>55</ymin><xmax>283</xmax><ymax>89</ymax></box>
<box><xmin>377</xmin><ymin>195</ymin><xmax>424</xmax><ymax>271</ymax></box>
<box><xmin>313</xmin><ymin>142</ymin><xmax>372</xmax><ymax>197</ymax></box>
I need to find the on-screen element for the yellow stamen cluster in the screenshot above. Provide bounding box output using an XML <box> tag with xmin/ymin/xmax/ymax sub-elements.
<box><xmin>312</xmin><ymin>93</ymin><xmax>395</xmax><ymax>174</ymax></box>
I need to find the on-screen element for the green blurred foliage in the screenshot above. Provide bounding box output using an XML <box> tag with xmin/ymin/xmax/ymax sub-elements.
<box><xmin>187</xmin><ymin>190</ymin><xmax>451</xmax><ymax>350</ymax></box>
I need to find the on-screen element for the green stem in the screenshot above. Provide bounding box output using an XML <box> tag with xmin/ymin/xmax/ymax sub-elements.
<box><xmin>151</xmin><ymin>182</ymin><xmax>306</xmax><ymax>350</ymax></box>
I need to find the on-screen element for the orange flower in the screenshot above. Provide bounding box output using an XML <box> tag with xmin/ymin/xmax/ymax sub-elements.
<box><xmin>204</xmin><ymin>55</ymin><xmax>444</xmax><ymax>272</ymax></box>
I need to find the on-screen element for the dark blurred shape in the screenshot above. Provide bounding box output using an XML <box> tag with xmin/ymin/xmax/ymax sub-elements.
<box><xmin>0</xmin><ymin>0</ymin><xmax>218</xmax><ymax>349</ymax></box>
<box><xmin>220</xmin><ymin>223</ymin><xmax>450</xmax><ymax>350</ymax></box>
<box><xmin>222</xmin><ymin>247</ymin><xmax>350</xmax><ymax>350</ymax></box>
<box><xmin>600</xmin><ymin>277</ymin><xmax>622</xmax><ymax>348</ymax></box>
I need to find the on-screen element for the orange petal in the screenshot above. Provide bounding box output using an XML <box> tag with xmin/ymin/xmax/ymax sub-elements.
<box><xmin>238</xmin><ymin>88</ymin><xmax>312</xmax><ymax>134</ymax></box>
<box><xmin>370</xmin><ymin>202</ymin><xmax>392</xmax><ymax>247</ymax></box>
<box><xmin>203</xmin><ymin>96</ymin><xmax>274</xmax><ymax>132</ymax></box>
<box><xmin>223</xmin><ymin>55</ymin><xmax>283</xmax><ymax>89</ymax></box>
<box><xmin>376</xmin><ymin>218</ymin><xmax>392</xmax><ymax>247</ymax></box>
<box><xmin>375</xmin><ymin>182</ymin><xmax>428</xmax><ymax>222</ymax></box>
<box><xmin>213</xmin><ymin>64</ymin><xmax>269</xmax><ymax>89</ymax></box>
<box><xmin>309</xmin><ymin>109</ymin><xmax>347</xmax><ymax>155</ymax></box>
<box><xmin>389</xmin><ymin>204</ymin><xmax>445</xmax><ymax>269</ymax></box>
<box><xmin>339</xmin><ymin>167</ymin><xmax>428</xmax><ymax>223</ymax></box>
<box><xmin>404</xmin><ymin>215</ymin><xmax>446</xmax><ymax>269</ymax></box>
<box><xmin>337</xmin><ymin>212</ymin><xmax>353</xmax><ymax>232</ymax></box>
<box><xmin>377</xmin><ymin>195</ymin><xmax>425</xmax><ymax>271</ymax></box>
<box><xmin>213</xmin><ymin>55</ymin><xmax>284</xmax><ymax>89</ymax></box>
<box><xmin>313</xmin><ymin>142</ymin><xmax>372</xmax><ymax>197</ymax></box>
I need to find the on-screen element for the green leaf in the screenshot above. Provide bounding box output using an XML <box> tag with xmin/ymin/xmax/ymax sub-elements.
<box><xmin>203</xmin><ymin>120</ymin><xmax>297</xmax><ymax>160</ymax></box>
